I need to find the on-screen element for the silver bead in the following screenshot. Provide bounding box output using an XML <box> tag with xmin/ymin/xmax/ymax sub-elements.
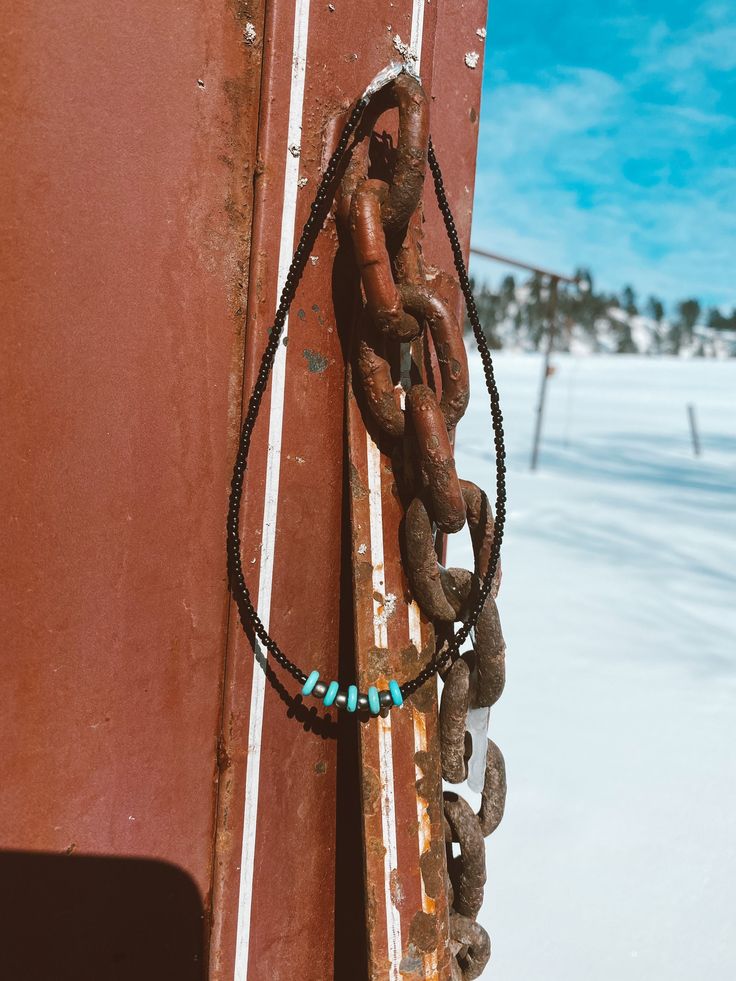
<box><xmin>334</xmin><ymin>690</ymin><xmax>348</xmax><ymax>710</ymax></box>
<box><xmin>379</xmin><ymin>689</ymin><xmax>392</xmax><ymax>708</ymax></box>
<box><xmin>357</xmin><ymin>694</ymin><xmax>369</xmax><ymax>712</ymax></box>
<box><xmin>312</xmin><ymin>680</ymin><xmax>328</xmax><ymax>699</ymax></box>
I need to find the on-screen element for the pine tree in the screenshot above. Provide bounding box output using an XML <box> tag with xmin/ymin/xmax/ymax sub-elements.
<box><xmin>646</xmin><ymin>296</ymin><xmax>664</xmax><ymax>323</ymax></box>
<box><xmin>622</xmin><ymin>285</ymin><xmax>638</xmax><ymax>316</ymax></box>
<box><xmin>677</xmin><ymin>299</ymin><xmax>701</xmax><ymax>348</ymax></box>
<box><xmin>707</xmin><ymin>307</ymin><xmax>736</xmax><ymax>330</ymax></box>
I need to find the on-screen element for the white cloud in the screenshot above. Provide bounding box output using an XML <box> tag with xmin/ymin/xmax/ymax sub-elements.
<box><xmin>640</xmin><ymin>22</ymin><xmax>736</xmax><ymax>75</ymax></box>
<box><xmin>626</xmin><ymin>5</ymin><xmax>736</xmax><ymax>99</ymax></box>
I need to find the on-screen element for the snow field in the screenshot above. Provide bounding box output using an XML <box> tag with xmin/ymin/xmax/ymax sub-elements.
<box><xmin>447</xmin><ymin>353</ymin><xmax>736</xmax><ymax>980</ymax></box>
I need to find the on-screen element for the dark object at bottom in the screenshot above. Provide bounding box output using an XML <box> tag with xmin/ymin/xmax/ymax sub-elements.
<box><xmin>0</xmin><ymin>851</ymin><xmax>204</xmax><ymax>981</ymax></box>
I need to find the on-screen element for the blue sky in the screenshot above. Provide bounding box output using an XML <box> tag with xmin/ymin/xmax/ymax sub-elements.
<box><xmin>471</xmin><ymin>0</ymin><xmax>736</xmax><ymax>310</ymax></box>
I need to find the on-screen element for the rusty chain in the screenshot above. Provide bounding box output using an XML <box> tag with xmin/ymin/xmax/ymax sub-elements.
<box><xmin>337</xmin><ymin>71</ymin><xmax>507</xmax><ymax>979</ymax></box>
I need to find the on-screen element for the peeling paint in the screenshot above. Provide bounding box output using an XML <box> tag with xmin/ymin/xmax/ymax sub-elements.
<box><xmin>288</xmin><ymin>143</ymin><xmax>301</xmax><ymax>157</ymax></box>
<box><xmin>390</xmin><ymin>867</ymin><xmax>405</xmax><ymax>907</ymax></box>
<box><xmin>349</xmin><ymin>463</ymin><xmax>368</xmax><ymax>500</ymax></box>
<box><xmin>464</xmin><ymin>51</ymin><xmax>480</xmax><ymax>69</ymax></box>
<box><xmin>399</xmin><ymin>949</ymin><xmax>423</xmax><ymax>975</ymax></box>
<box><xmin>374</xmin><ymin>591</ymin><xmax>397</xmax><ymax>628</ymax></box>
<box><xmin>393</xmin><ymin>33</ymin><xmax>419</xmax><ymax>72</ymax></box>
<box><xmin>243</xmin><ymin>22</ymin><xmax>257</xmax><ymax>44</ymax></box>
<box><xmin>476</xmin><ymin>27</ymin><xmax>486</xmax><ymax>39</ymax></box>
<box><xmin>362</xmin><ymin>766</ymin><xmax>381</xmax><ymax>817</ymax></box>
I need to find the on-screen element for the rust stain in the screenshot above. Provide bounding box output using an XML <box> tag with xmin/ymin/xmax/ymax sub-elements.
<box><xmin>216</xmin><ymin>735</ymin><xmax>232</xmax><ymax>773</ymax></box>
<box><xmin>398</xmin><ymin>945</ymin><xmax>423</xmax><ymax>976</ymax></box>
<box><xmin>420</xmin><ymin>841</ymin><xmax>446</xmax><ymax>901</ymax></box>
<box><xmin>362</xmin><ymin>765</ymin><xmax>381</xmax><ymax>817</ymax></box>
<box><xmin>367</xmin><ymin>834</ymin><xmax>387</xmax><ymax>863</ymax></box>
<box><xmin>349</xmin><ymin>462</ymin><xmax>368</xmax><ymax>500</ymax></box>
<box><xmin>408</xmin><ymin>910</ymin><xmax>439</xmax><ymax>954</ymax></box>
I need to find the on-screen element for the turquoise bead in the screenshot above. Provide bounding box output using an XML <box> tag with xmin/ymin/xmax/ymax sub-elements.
<box><xmin>347</xmin><ymin>685</ymin><xmax>358</xmax><ymax>713</ymax></box>
<box><xmin>368</xmin><ymin>686</ymin><xmax>380</xmax><ymax>715</ymax></box>
<box><xmin>302</xmin><ymin>670</ymin><xmax>319</xmax><ymax>696</ymax></box>
<box><xmin>389</xmin><ymin>680</ymin><xmax>403</xmax><ymax>707</ymax></box>
<box><xmin>323</xmin><ymin>680</ymin><xmax>339</xmax><ymax>707</ymax></box>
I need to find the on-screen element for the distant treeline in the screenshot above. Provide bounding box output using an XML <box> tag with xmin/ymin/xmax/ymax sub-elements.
<box><xmin>470</xmin><ymin>269</ymin><xmax>736</xmax><ymax>356</ymax></box>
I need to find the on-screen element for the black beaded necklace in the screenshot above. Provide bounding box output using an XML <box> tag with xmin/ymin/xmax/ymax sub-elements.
<box><xmin>228</xmin><ymin>70</ymin><xmax>506</xmax><ymax>716</ymax></box>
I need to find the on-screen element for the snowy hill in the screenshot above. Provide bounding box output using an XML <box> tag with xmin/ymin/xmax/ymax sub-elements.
<box><xmin>471</xmin><ymin>273</ymin><xmax>736</xmax><ymax>358</ymax></box>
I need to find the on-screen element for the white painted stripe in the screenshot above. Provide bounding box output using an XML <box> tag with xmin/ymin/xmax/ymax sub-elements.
<box><xmin>367</xmin><ymin>434</ymin><xmax>389</xmax><ymax>650</ymax></box>
<box><xmin>408</xmin><ymin>599</ymin><xmax>422</xmax><ymax>651</ymax></box>
<box><xmin>364</xmin><ymin>5</ymin><xmax>428</xmax><ymax>977</ymax></box>
<box><xmin>409</xmin><ymin>0</ymin><xmax>425</xmax><ymax>73</ymax></box>
<box><xmin>366</xmin><ymin>431</ymin><xmax>402</xmax><ymax>979</ymax></box>
<box><xmin>233</xmin><ymin>0</ymin><xmax>311</xmax><ymax>975</ymax></box>
<box><xmin>378</xmin><ymin>712</ymin><xmax>402</xmax><ymax>977</ymax></box>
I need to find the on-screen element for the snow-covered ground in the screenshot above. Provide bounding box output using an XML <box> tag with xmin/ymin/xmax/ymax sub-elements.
<box><xmin>447</xmin><ymin>353</ymin><xmax>736</xmax><ymax>980</ymax></box>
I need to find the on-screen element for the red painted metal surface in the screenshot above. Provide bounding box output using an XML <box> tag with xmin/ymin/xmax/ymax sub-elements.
<box><xmin>1</xmin><ymin>0</ymin><xmax>265</xmax><ymax>970</ymax></box>
<box><xmin>2</xmin><ymin>0</ymin><xmax>488</xmax><ymax>976</ymax></box>
<box><xmin>426</xmin><ymin>1</ymin><xmax>489</xmax><ymax>280</ymax></box>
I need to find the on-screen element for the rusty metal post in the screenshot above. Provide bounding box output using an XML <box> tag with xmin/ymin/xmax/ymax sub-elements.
<box><xmin>687</xmin><ymin>403</ymin><xmax>702</xmax><ymax>457</ymax></box>
<box><xmin>211</xmin><ymin>1</ymin><xmax>491</xmax><ymax>975</ymax></box>
<box><xmin>530</xmin><ymin>276</ymin><xmax>560</xmax><ymax>472</ymax></box>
